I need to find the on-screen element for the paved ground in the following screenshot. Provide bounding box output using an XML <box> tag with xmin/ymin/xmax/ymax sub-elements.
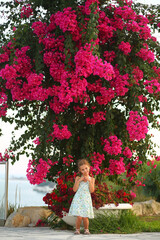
<box><xmin>0</xmin><ymin>227</ymin><xmax>160</xmax><ymax>240</ymax></box>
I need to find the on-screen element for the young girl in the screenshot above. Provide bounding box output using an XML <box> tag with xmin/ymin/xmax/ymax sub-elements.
<box><xmin>68</xmin><ymin>159</ymin><xmax>95</xmax><ymax>235</ymax></box>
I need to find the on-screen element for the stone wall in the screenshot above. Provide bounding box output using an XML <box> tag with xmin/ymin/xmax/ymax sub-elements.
<box><xmin>132</xmin><ymin>200</ymin><xmax>160</xmax><ymax>216</ymax></box>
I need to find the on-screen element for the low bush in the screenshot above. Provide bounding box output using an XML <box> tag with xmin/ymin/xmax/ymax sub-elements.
<box><xmin>89</xmin><ymin>210</ymin><xmax>141</xmax><ymax>234</ymax></box>
<box><xmin>142</xmin><ymin>162</ymin><xmax>160</xmax><ymax>202</ymax></box>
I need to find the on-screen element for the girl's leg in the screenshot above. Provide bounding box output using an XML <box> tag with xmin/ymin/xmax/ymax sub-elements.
<box><xmin>75</xmin><ymin>216</ymin><xmax>82</xmax><ymax>234</ymax></box>
<box><xmin>83</xmin><ymin>217</ymin><xmax>90</xmax><ymax>234</ymax></box>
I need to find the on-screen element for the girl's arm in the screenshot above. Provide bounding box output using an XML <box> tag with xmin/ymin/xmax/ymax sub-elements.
<box><xmin>73</xmin><ymin>176</ymin><xmax>83</xmax><ymax>192</ymax></box>
<box><xmin>89</xmin><ymin>177</ymin><xmax>95</xmax><ymax>193</ymax></box>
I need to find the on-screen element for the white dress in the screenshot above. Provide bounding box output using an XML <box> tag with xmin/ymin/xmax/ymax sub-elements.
<box><xmin>68</xmin><ymin>179</ymin><xmax>94</xmax><ymax>218</ymax></box>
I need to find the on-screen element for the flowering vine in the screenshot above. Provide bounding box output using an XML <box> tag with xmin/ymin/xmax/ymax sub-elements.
<box><xmin>0</xmin><ymin>0</ymin><xmax>160</xmax><ymax>216</ymax></box>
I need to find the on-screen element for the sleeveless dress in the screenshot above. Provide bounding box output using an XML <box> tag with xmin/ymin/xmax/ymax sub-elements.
<box><xmin>68</xmin><ymin>178</ymin><xmax>94</xmax><ymax>218</ymax></box>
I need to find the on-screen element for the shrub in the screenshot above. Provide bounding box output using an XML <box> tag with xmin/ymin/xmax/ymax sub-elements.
<box><xmin>143</xmin><ymin>162</ymin><xmax>160</xmax><ymax>202</ymax></box>
<box><xmin>89</xmin><ymin>210</ymin><xmax>142</xmax><ymax>234</ymax></box>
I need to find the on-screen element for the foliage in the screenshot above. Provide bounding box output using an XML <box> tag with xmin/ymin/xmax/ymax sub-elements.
<box><xmin>46</xmin><ymin>212</ymin><xmax>73</xmax><ymax>230</ymax></box>
<box><xmin>39</xmin><ymin>211</ymin><xmax>160</xmax><ymax>233</ymax></box>
<box><xmin>142</xmin><ymin>161</ymin><xmax>160</xmax><ymax>202</ymax></box>
<box><xmin>89</xmin><ymin>210</ymin><xmax>160</xmax><ymax>233</ymax></box>
<box><xmin>35</xmin><ymin>218</ymin><xmax>48</xmax><ymax>227</ymax></box>
<box><xmin>43</xmin><ymin>174</ymin><xmax>75</xmax><ymax>218</ymax></box>
<box><xmin>7</xmin><ymin>204</ymin><xmax>16</xmax><ymax>218</ymax></box>
<box><xmin>92</xmin><ymin>181</ymin><xmax>134</xmax><ymax>208</ymax></box>
<box><xmin>0</xmin><ymin>0</ymin><xmax>160</xmax><ymax>216</ymax></box>
<box><xmin>89</xmin><ymin>210</ymin><xmax>142</xmax><ymax>234</ymax></box>
<box><xmin>139</xmin><ymin>216</ymin><xmax>160</xmax><ymax>232</ymax></box>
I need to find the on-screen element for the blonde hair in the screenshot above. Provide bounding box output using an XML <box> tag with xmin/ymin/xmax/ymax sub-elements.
<box><xmin>77</xmin><ymin>159</ymin><xmax>90</xmax><ymax>176</ymax></box>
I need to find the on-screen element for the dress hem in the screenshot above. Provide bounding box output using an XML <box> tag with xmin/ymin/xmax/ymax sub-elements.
<box><xmin>68</xmin><ymin>213</ymin><xmax>94</xmax><ymax>219</ymax></box>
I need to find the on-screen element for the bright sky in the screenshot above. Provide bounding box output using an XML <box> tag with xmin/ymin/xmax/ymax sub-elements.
<box><xmin>0</xmin><ymin>0</ymin><xmax>160</xmax><ymax>177</ymax></box>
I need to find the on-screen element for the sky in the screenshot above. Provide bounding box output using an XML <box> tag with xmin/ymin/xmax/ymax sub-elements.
<box><xmin>0</xmin><ymin>0</ymin><xmax>160</xmax><ymax>178</ymax></box>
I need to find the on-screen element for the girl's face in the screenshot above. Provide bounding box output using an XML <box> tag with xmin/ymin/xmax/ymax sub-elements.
<box><xmin>79</xmin><ymin>164</ymin><xmax>90</xmax><ymax>176</ymax></box>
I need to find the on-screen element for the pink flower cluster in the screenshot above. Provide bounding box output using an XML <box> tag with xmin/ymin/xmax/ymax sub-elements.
<box><xmin>93</xmin><ymin>56</ymin><xmax>115</xmax><ymax>80</ymax></box>
<box><xmin>74</xmin><ymin>46</ymin><xmax>94</xmax><ymax>78</ymax></box>
<box><xmin>32</xmin><ymin>21</ymin><xmax>47</xmax><ymax>38</ymax></box>
<box><xmin>0</xmin><ymin>91</ymin><xmax>8</xmax><ymax>117</ymax></box>
<box><xmin>0</xmin><ymin>149</ymin><xmax>9</xmax><ymax>162</ymax></box>
<box><xmin>155</xmin><ymin>156</ymin><xmax>160</xmax><ymax>161</ymax></box>
<box><xmin>0</xmin><ymin>52</ymin><xmax>9</xmax><ymax>63</ymax></box>
<box><xmin>84</xmin><ymin>0</ymin><xmax>100</xmax><ymax>15</ymax></box>
<box><xmin>118</xmin><ymin>41</ymin><xmax>131</xmax><ymax>55</ymax></box>
<box><xmin>103</xmin><ymin>135</ymin><xmax>122</xmax><ymax>155</ymax></box>
<box><xmin>86</xmin><ymin>111</ymin><xmax>106</xmax><ymax>125</ymax></box>
<box><xmin>123</xmin><ymin>147</ymin><xmax>132</xmax><ymax>158</ymax></box>
<box><xmin>114</xmin><ymin>6</ymin><xmax>136</xmax><ymax>21</ymax></box>
<box><xmin>144</xmin><ymin>79</ymin><xmax>160</xmax><ymax>94</ymax></box>
<box><xmin>104</xmin><ymin>51</ymin><xmax>116</xmax><ymax>63</ymax></box>
<box><xmin>132</xmin><ymin>66</ymin><xmax>143</xmax><ymax>84</ymax></box>
<box><xmin>111</xmin><ymin>69</ymin><xmax>129</xmax><ymax>96</ymax></box>
<box><xmin>96</xmin><ymin>86</ymin><xmax>115</xmax><ymax>105</ymax></box>
<box><xmin>153</xmin><ymin>66</ymin><xmax>160</xmax><ymax>77</ymax></box>
<box><xmin>21</xmin><ymin>4</ymin><xmax>33</xmax><ymax>18</ymax></box>
<box><xmin>108</xmin><ymin>157</ymin><xmax>125</xmax><ymax>175</ymax></box>
<box><xmin>54</xmin><ymin>7</ymin><xmax>80</xmax><ymax>41</ymax></box>
<box><xmin>146</xmin><ymin>159</ymin><xmax>157</xmax><ymax>174</ymax></box>
<box><xmin>0</xmin><ymin>46</ymin><xmax>53</xmax><ymax>102</ymax></box>
<box><xmin>73</xmin><ymin>106</ymin><xmax>88</xmax><ymax>115</ymax></box>
<box><xmin>98</xmin><ymin>12</ymin><xmax>115</xmax><ymax>44</ymax></box>
<box><xmin>75</xmin><ymin>45</ymin><xmax>115</xmax><ymax>80</ymax></box>
<box><xmin>63</xmin><ymin>155</ymin><xmax>74</xmax><ymax>167</ymax></box>
<box><xmin>26</xmin><ymin>158</ymin><xmax>53</xmax><ymax>185</ymax></box>
<box><xmin>125</xmin><ymin>158</ymin><xmax>142</xmax><ymax>180</ymax></box>
<box><xmin>33</xmin><ymin>137</ymin><xmax>41</xmax><ymax>145</ymax></box>
<box><xmin>126</xmin><ymin>111</ymin><xmax>148</xmax><ymax>141</ymax></box>
<box><xmin>48</xmin><ymin>124</ymin><xmax>72</xmax><ymax>142</ymax></box>
<box><xmin>135</xmin><ymin>180</ymin><xmax>145</xmax><ymax>187</ymax></box>
<box><xmin>89</xmin><ymin>152</ymin><xmax>105</xmax><ymax>175</ymax></box>
<box><xmin>136</xmin><ymin>46</ymin><xmax>155</xmax><ymax>63</ymax></box>
<box><xmin>137</xmin><ymin>95</ymin><xmax>147</xmax><ymax>102</ymax></box>
<box><xmin>126</xmin><ymin>20</ymin><xmax>140</xmax><ymax>32</ymax></box>
<box><xmin>130</xmin><ymin>190</ymin><xmax>136</xmax><ymax>199</ymax></box>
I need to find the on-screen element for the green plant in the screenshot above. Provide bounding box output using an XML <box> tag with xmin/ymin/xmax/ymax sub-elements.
<box><xmin>132</xmin><ymin>186</ymin><xmax>155</xmax><ymax>202</ymax></box>
<box><xmin>46</xmin><ymin>213</ymin><xmax>73</xmax><ymax>230</ymax></box>
<box><xmin>7</xmin><ymin>204</ymin><xmax>16</xmax><ymax>218</ymax></box>
<box><xmin>43</xmin><ymin>174</ymin><xmax>74</xmax><ymax>218</ymax></box>
<box><xmin>89</xmin><ymin>210</ymin><xmax>142</xmax><ymax>234</ymax></box>
<box><xmin>142</xmin><ymin>162</ymin><xmax>160</xmax><ymax>202</ymax></box>
<box><xmin>44</xmin><ymin>210</ymin><xmax>160</xmax><ymax>233</ymax></box>
<box><xmin>90</xmin><ymin>210</ymin><xmax>160</xmax><ymax>234</ymax></box>
<box><xmin>140</xmin><ymin>220</ymin><xmax>160</xmax><ymax>232</ymax></box>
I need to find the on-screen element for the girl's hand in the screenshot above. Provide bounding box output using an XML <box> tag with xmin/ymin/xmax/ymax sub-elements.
<box><xmin>78</xmin><ymin>176</ymin><xmax>84</xmax><ymax>182</ymax></box>
<box><xmin>83</xmin><ymin>176</ymin><xmax>90</xmax><ymax>182</ymax></box>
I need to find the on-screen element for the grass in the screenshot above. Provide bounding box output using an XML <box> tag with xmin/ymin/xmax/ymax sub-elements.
<box><xmin>89</xmin><ymin>211</ymin><xmax>160</xmax><ymax>234</ymax></box>
<box><xmin>139</xmin><ymin>215</ymin><xmax>160</xmax><ymax>232</ymax></box>
<box><xmin>89</xmin><ymin>210</ymin><xmax>142</xmax><ymax>234</ymax></box>
<box><xmin>45</xmin><ymin>210</ymin><xmax>160</xmax><ymax>234</ymax></box>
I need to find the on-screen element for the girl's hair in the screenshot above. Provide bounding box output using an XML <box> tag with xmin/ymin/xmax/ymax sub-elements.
<box><xmin>77</xmin><ymin>159</ymin><xmax>90</xmax><ymax>175</ymax></box>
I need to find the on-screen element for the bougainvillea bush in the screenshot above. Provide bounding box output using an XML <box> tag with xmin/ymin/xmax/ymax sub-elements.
<box><xmin>0</xmin><ymin>0</ymin><xmax>160</xmax><ymax>216</ymax></box>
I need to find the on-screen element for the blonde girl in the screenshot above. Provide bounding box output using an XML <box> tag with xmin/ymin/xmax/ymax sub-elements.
<box><xmin>68</xmin><ymin>159</ymin><xmax>95</xmax><ymax>235</ymax></box>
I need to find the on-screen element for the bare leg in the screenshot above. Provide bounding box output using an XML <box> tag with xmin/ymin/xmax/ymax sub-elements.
<box><xmin>76</xmin><ymin>216</ymin><xmax>82</xmax><ymax>230</ymax></box>
<box><xmin>83</xmin><ymin>217</ymin><xmax>89</xmax><ymax>230</ymax></box>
